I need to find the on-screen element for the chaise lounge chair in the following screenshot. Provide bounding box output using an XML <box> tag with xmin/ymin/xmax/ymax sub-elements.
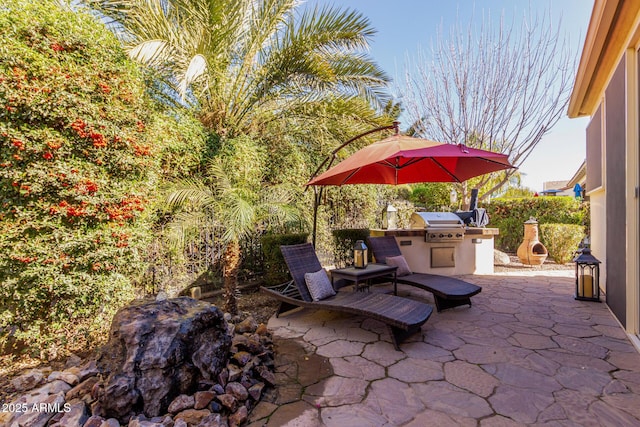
<box><xmin>367</xmin><ymin>236</ymin><xmax>482</xmax><ymax>312</ymax></box>
<box><xmin>260</xmin><ymin>243</ymin><xmax>434</xmax><ymax>350</ymax></box>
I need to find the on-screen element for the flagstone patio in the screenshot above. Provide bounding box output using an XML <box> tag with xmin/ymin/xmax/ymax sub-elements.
<box><xmin>249</xmin><ymin>270</ymin><xmax>640</xmax><ymax>426</ymax></box>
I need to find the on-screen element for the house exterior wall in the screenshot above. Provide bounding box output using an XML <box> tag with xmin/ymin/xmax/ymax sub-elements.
<box><xmin>604</xmin><ymin>55</ymin><xmax>627</xmax><ymax>326</ymax></box>
<box><xmin>589</xmin><ymin>190</ymin><xmax>607</xmax><ymax>290</ymax></box>
<box><xmin>568</xmin><ymin>0</ymin><xmax>640</xmax><ymax>347</ymax></box>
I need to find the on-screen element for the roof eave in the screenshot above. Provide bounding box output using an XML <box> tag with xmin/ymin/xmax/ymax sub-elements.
<box><xmin>568</xmin><ymin>0</ymin><xmax>640</xmax><ymax>118</ymax></box>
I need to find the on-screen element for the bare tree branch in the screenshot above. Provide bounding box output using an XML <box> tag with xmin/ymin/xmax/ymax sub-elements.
<box><xmin>400</xmin><ymin>7</ymin><xmax>577</xmax><ymax>201</ymax></box>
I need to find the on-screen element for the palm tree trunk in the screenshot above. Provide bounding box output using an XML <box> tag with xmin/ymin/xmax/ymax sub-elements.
<box><xmin>222</xmin><ymin>240</ymin><xmax>241</xmax><ymax>315</ymax></box>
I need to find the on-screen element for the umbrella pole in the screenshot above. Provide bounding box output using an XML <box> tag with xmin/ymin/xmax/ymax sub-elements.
<box><xmin>309</xmin><ymin>122</ymin><xmax>399</xmax><ymax>247</ymax></box>
<box><xmin>312</xmin><ymin>186</ymin><xmax>321</xmax><ymax>247</ymax></box>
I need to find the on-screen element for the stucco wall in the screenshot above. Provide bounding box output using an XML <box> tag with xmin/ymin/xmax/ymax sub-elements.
<box><xmin>589</xmin><ymin>189</ymin><xmax>607</xmax><ymax>293</ymax></box>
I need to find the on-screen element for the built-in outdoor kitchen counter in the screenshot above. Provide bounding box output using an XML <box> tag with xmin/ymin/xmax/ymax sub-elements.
<box><xmin>370</xmin><ymin>227</ymin><xmax>499</xmax><ymax>275</ymax></box>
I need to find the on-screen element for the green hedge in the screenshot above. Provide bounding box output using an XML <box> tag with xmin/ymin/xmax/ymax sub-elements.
<box><xmin>332</xmin><ymin>228</ymin><xmax>370</xmax><ymax>268</ymax></box>
<box><xmin>540</xmin><ymin>224</ymin><xmax>585</xmax><ymax>264</ymax></box>
<box><xmin>261</xmin><ymin>233</ymin><xmax>309</xmax><ymax>285</ymax></box>
<box><xmin>486</xmin><ymin>197</ymin><xmax>589</xmax><ymax>252</ymax></box>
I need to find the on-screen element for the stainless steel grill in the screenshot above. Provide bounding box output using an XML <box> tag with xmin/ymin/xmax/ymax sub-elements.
<box><xmin>410</xmin><ymin>212</ymin><xmax>465</xmax><ymax>243</ymax></box>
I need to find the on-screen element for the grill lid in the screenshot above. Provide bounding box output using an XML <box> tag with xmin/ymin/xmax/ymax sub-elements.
<box><xmin>410</xmin><ymin>212</ymin><xmax>464</xmax><ymax>229</ymax></box>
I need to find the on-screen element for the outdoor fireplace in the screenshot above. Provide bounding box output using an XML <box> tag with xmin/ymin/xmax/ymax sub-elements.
<box><xmin>517</xmin><ymin>217</ymin><xmax>548</xmax><ymax>266</ymax></box>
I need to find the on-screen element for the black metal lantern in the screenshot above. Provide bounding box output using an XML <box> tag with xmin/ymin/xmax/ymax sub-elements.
<box><xmin>353</xmin><ymin>240</ymin><xmax>368</xmax><ymax>269</ymax></box>
<box><xmin>573</xmin><ymin>247</ymin><xmax>601</xmax><ymax>302</ymax></box>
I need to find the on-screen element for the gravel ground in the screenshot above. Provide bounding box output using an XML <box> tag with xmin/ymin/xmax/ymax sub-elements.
<box><xmin>494</xmin><ymin>254</ymin><xmax>574</xmax><ymax>273</ymax></box>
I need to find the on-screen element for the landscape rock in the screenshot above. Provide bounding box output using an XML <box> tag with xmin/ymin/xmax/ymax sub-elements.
<box><xmin>228</xmin><ymin>406</ymin><xmax>247</xmax><ymax>427</ymax></box>
<box><xmin>248</xmin><ymin>383</ymin><xmax>265</xmax><ymax>401</ymax></box>
<box><xmin>66</xmin><ymin>376</ymin><xmax>99</xmax><ymax>401</ymax></box>
<box><xmin>235</xmin><ymin>316</ymin><xmax>258</xmax><ymax>334</ymax></box>
<box><xmin>254</xmin><ymin>365</ymin><xmax>276</xmax><ymax>386</ymax></box>
<box><xmin>4</xmin><ymin>305</ymin><xmax>275</xmax><ymax>427</ymax></box>
<box><xmin>168</xmin><ymin>394</ymin><xmax>194</xmax><ymax>414</ymax></box>
<box><xmin>95</xmin><ymin>297</ymin><xmax>232</xmax><ymax>421</ymax></box>
<box><xmin>11</xmin><ymin>369</ymin><xmax>45</xmax><ymax>392</ymax></box>
<box><xmin>255</xmin><ymin>324</ymin><xmax>268</xmax><ymax>336</ymax></box>
<box><xmin>84</xmin><ymin>415</ymin><xmax>106</xmax><ymax>427</ymax></box>
<box><xmin>232</xmin><ymin>351</ymin><xmax>252</xmax><ymax>366</ymax></box>
<box><xmin>65</xmin><ymin>353</ymin><xmax>83</xmax><ymax>369</ymax></box>
<box><xmin>174</xmin><ymin>408</ymin><xmax>210</xmax><ymax>425</ymax></box>
<box><xmin>217</xmin><ymin>394</ymin><xmax>238</xmax><ymax>412</ymax></box>
<box><xmin>194</xmin><ymin>391</ymin><xmax>216</xmax><ymax>410</ymax></box>
<box><xmin>48</xmin><ymin>370</ymin><xmax>80</xmax><ymax>386</ymax></box>
<box><xmin>494</xmin><ymin>249</ymin><xmax>511</xmax><ymax>265</ymax></box>
<box><xmin>197</xmin><ymin>412</ymin><xmax>227</xmax><ymax>427</ymax></box>
<box><xmin>225</xmin><ymin>382</ymin><xmax>248</xmax><ymax>401</ymax></box>
<box><xmin>227</xmin><ymin>365</ymin><xmax>242</xmax><ymax>383</ymax></box>
<box><xmin>50</xmin><ymin>400</ymin><xmax>88</xmax><ymax>427</ymax></box>
<box><xmin>78</xmin><ymin>360</ymin><xmax>100</xmax><ymax>382</ymax></box>
<box><xmin>173</xmin><ymin>419</ymin><xmax>188</xmax><ymax>427</ymax></box>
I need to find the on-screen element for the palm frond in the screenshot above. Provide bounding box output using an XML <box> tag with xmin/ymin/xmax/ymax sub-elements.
<box><xmin>178</xmin><ymin>53</ymin><xmax>208</xmax><ymax>98</ymax></box>
<box><xmin>164</xmin><ymin>209</ymin><xmax>214</xmax><ymax>251</ymax></box>
<box><xmin>128</xmin><ymin>39</ymin><xmax>169</xmax><ymax>65</ymax></box>
<box><xmin>165</xmin><ymin>178</ymin><xmax>215</xmax><ymax>210</ymax></box>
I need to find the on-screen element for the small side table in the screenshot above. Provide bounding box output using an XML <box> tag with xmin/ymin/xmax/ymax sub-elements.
<box><xmin>330</xmin><ymin>264</ymin><xmax>398</xmax><ymax>295</ymax></box>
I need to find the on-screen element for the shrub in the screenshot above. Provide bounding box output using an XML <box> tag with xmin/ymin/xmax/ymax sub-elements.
<box><xmin>540</xmin><ymin>224</ymin><xmax>585</xmax><ymax>264</ymax></box>
<box><xmin>0</xmin><ymin>0</ymin><xmax>205</xmax><ymax>358</ymax></box>
<box><xmin>409</xmin><ymin>183</ymin><xmax>455</xmax><ymax>211</ymax></box>
<box><xmin>260</xmin><ymin>233</ymin><xmax>309</xmax><ymax>285</ymax></box>
<box><xmin>486</xmin><ymin>197</ymin><xmax>588</xmax><ymax>252</ymax></box>
<box><xmin>332</xmin><ymin>228</ymin><xmax>370</xmax><ymax>268</ymax></box>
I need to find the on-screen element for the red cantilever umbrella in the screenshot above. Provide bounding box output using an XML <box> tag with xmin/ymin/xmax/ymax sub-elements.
<box><xmin>307</xmin><ymin>133</ymin><xmax>514</xmax><ymax>186</ymax></box>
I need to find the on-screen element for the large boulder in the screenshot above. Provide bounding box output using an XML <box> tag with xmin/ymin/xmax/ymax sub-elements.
<box><xmin>94</xmin><ymin>297</ymin><xmax>231</xmax><ymax>421</ymax></box>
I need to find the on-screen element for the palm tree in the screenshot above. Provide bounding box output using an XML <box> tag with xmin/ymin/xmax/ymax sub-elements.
<box><xmin>166</xmin><ymin>155</ymin><xmax>299</xmax><ymax>314</ymax></box>
<box><xmin>84</xmin><ymin>0</ymin><xmax>390</xmax><ymax>137</ymax></box>
<box><xmin>85</xmin><ymin>0</ymin><xmax>393</xmax><ymax>310</ymax></box>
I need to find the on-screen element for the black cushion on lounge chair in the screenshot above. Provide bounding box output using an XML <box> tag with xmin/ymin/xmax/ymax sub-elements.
<box><xmin>261</xmin><ymin>243</ymin><xmax>434</xmax><ymax>350</ymax></box>
<box><xmin>367</xmin><ymin>236</ymin><xmax>482</xmax><ymax>312</ymax></box>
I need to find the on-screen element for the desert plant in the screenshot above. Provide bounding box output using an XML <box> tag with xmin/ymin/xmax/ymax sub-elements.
<box><xmin>540</xmin><ymin>223</ymin><xmax>585</xmax><ymax>264</ymax></box>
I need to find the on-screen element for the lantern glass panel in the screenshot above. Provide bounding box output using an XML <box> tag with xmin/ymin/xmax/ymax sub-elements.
<box><xmin>574</xmin><ymin>249</ymin><xmax>600</xmax><ymax>301</ymax></box>
<box><xmin>353</xmin><ymin>240</ymin><xmax>368</xmax><ymax>269</ymax></box>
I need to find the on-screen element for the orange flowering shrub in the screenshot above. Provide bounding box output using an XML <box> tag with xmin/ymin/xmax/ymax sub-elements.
<box><xmin>0</xmin><ymin>0</ymin><xmax>206</xmax><ymax>358</ymax></box>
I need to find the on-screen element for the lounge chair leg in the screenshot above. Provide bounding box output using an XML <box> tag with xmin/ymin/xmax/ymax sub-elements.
<box><xmin>434</xmin><ymin>296</ymin><xmax>472</xmax><ymax>312</ymax></box>
<box><xmin>387</xmin><ymin>325</ymin><xmax>421</xmax><ymax>351</ymax></box>
<box><xmin>276</xmin><ymin>301</ymin><xmax>299</xmax><ymax>317</ymax></box>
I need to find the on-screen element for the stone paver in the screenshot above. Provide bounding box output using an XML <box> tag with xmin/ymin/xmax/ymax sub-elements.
<box><xmin>365</xmin><ymin>378</ymin><xmax>425</xmax><ymax>425</ymax></box>
<box><xmin>257</xmin><ymin>270</ymin><xmax>640</xmax><ymax>426</ymax></box>
<box><xmin>387</xmin><ymin>357</ymin><xmax>443</xmax><ymax>383</ymax></box>
<box><xmin>444</xmin><ymin>360</ymin><xmax>499</xmax><ymax>397</ymax></box>
<box><xmin>330</xmin><ymin>356</ymin><xmax>385</xmax><ymax>381</ymax></box>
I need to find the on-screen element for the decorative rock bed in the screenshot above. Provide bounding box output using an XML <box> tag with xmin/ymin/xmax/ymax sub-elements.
<box><xmin>1</xmin><ymin>297</ymin><xmax>275</xmax><ymax>427</ymax></box>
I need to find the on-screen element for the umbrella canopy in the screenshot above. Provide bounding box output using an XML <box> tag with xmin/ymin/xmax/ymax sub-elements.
<box><xmin>307</xmin><ymin>133</ymin><xmax>514</xmax><ymax>186</ymax></box>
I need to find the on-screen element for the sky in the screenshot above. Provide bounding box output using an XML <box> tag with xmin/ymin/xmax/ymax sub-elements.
<box><xmin>312</xmin><ymin>0</ymin><xmax>595</xmax><ymax>192</ymax></box>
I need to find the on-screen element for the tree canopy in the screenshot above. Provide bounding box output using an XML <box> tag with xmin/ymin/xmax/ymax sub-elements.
<box><xmin>401</xmin><ymin>9</ymin><xmax>576</xmax><ymax>201</ymax></box>
<box><xmin>85</xmin><ymin>0</ymin><xmax>391</xmax><ymax>138</ymax></box>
